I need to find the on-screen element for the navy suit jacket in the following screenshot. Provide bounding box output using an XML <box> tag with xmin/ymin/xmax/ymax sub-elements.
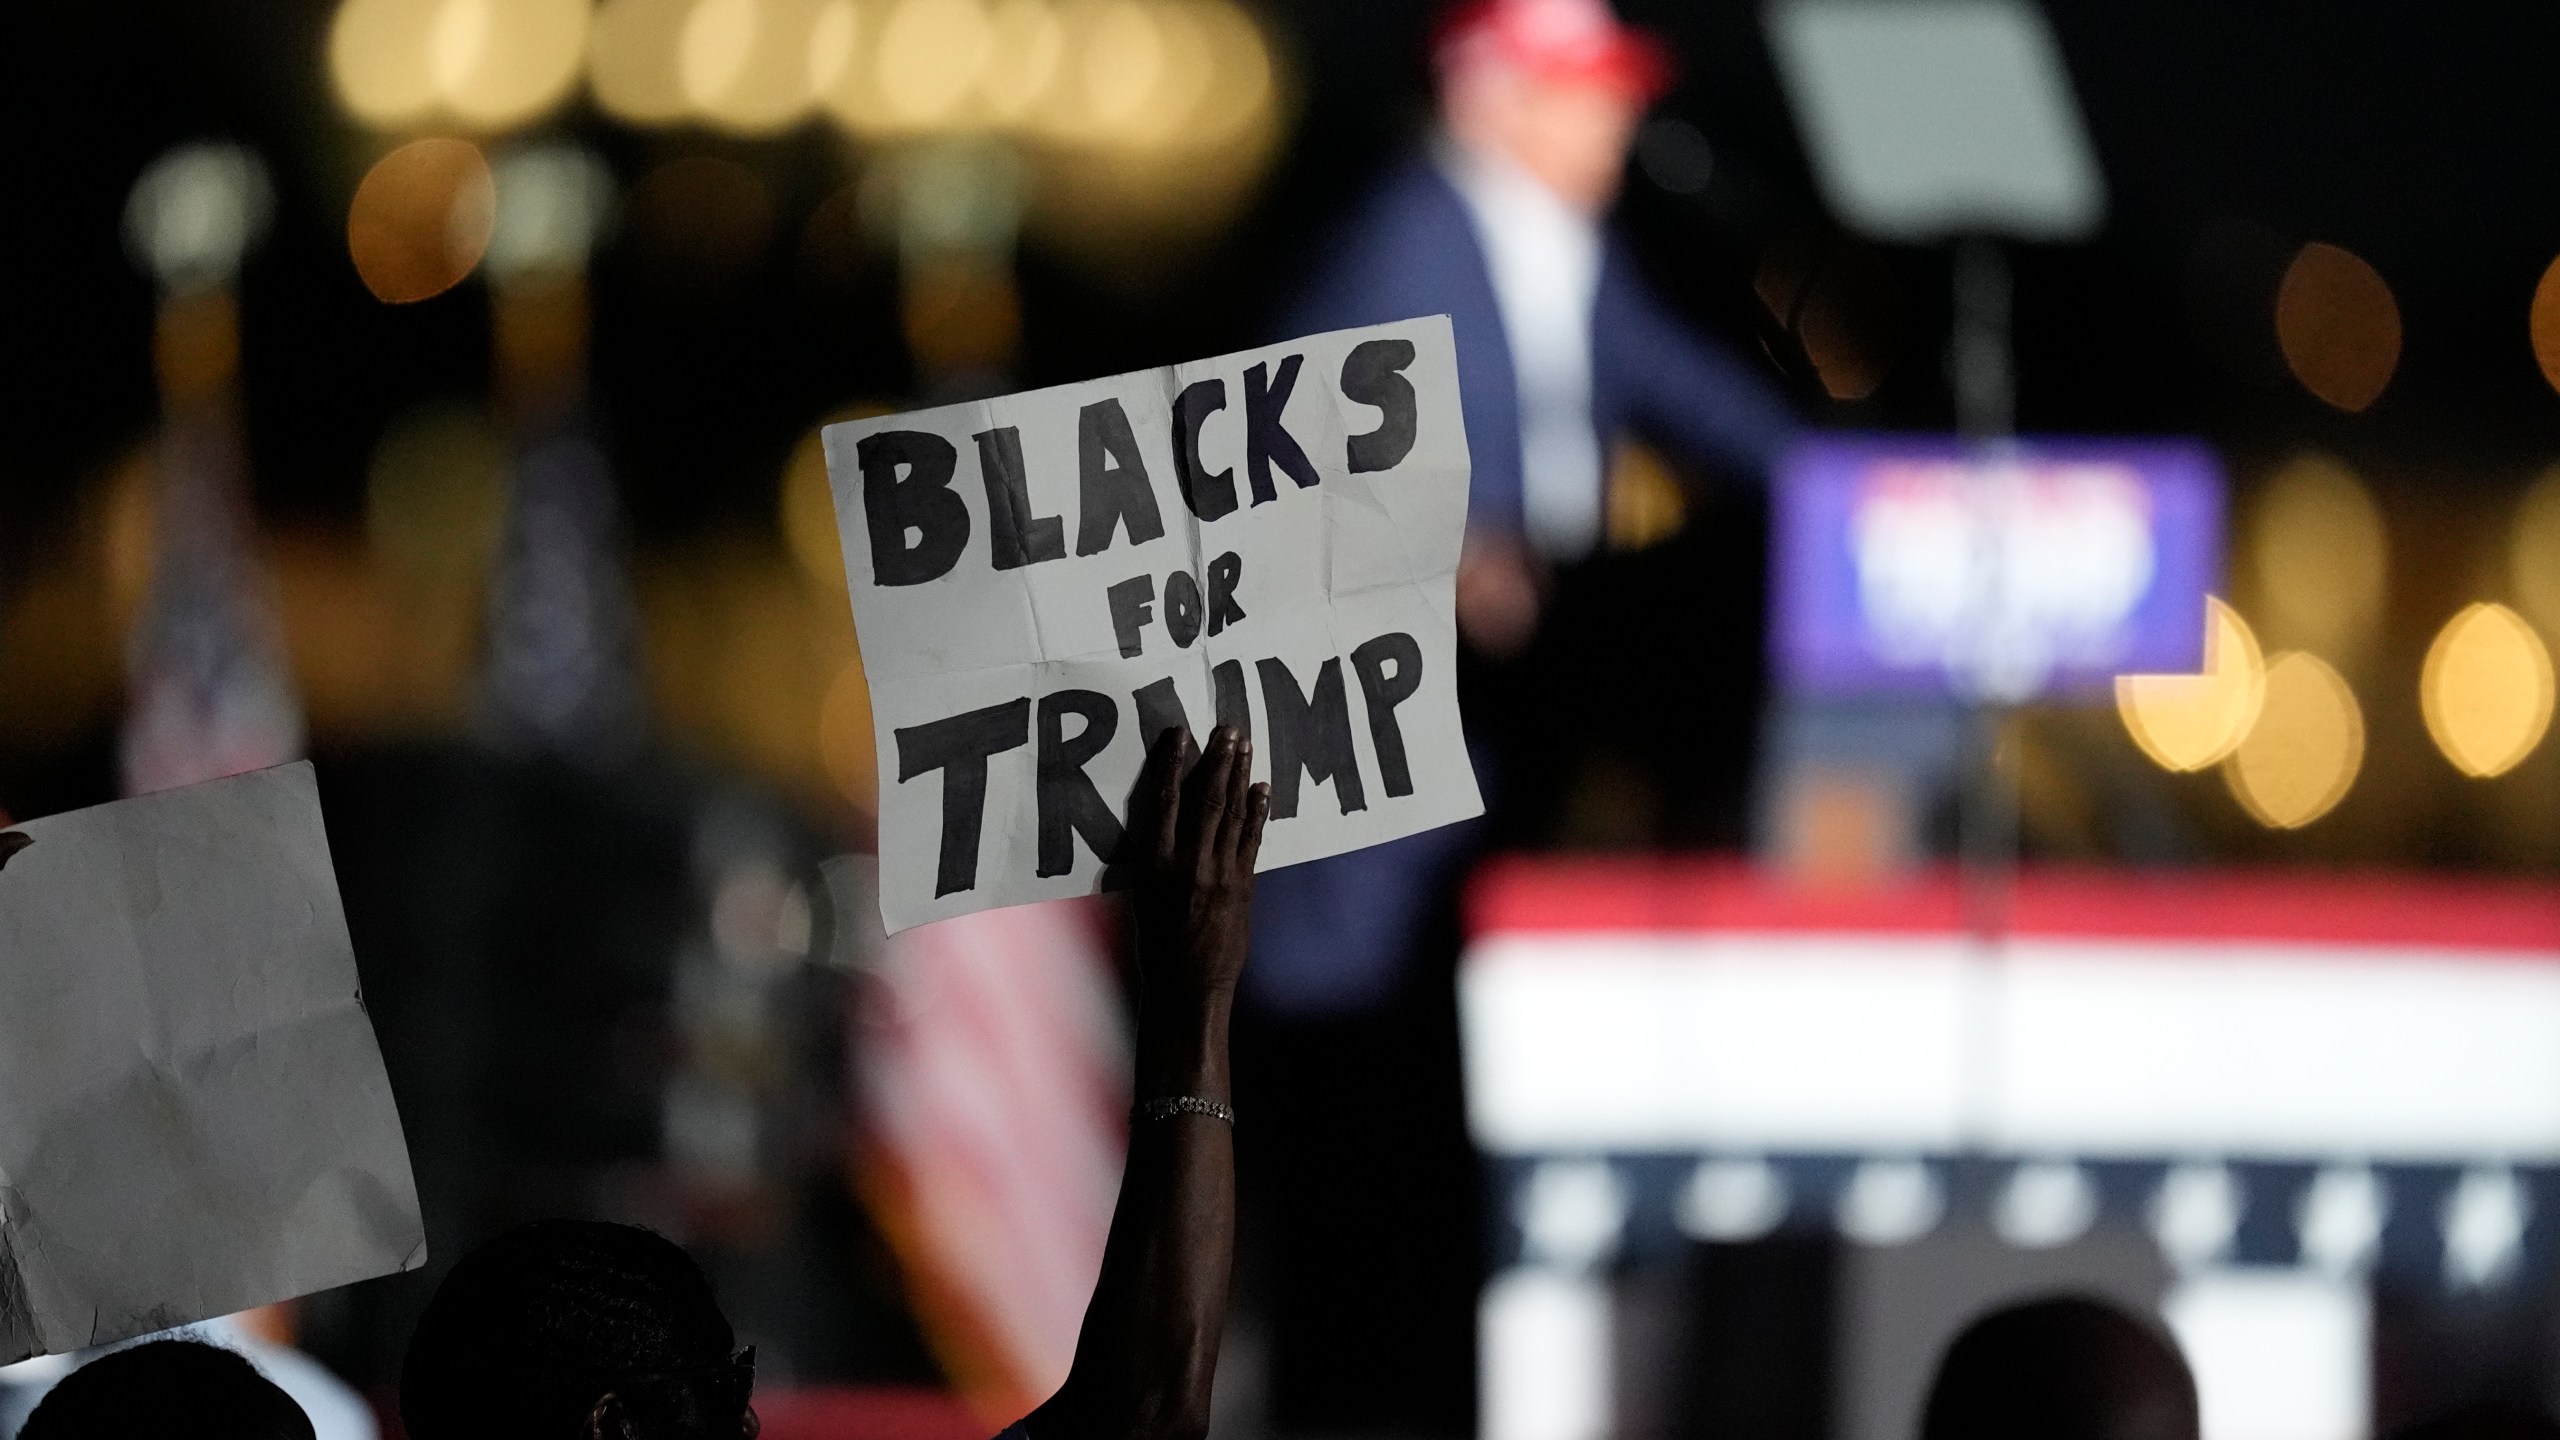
<box><xmin>1246</xmin><ymin>152</ymin><xmax>1800</xmax><ymax>1020</ymax></box>
<box><xmin>1284</xmin><ymin>151</ymin><xmax>1799</xmax><ymax>536</ymax></box>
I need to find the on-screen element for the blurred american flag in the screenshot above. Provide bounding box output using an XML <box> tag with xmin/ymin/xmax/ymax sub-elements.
<box><xmin>851</xmin><ymin>894</ymin><xmax>1130</xmax><ymax>1426</ymax></box>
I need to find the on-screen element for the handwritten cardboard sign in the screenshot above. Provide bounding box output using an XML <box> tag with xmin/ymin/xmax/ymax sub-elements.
<box><xmin>826</xmin><ymin>317</ymin><xmax>1482</xmax><ymax>932</ymax></box>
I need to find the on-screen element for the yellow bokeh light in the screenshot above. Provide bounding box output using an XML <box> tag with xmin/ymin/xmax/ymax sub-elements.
<box><xmin>331</xmin><ymin>0</ymin><xmax>442</xmax><ymax>125</ymax></box>
<box><xmin>330</xmin><ymin>0</ymin><xmax>586</xmax><ymax>131</ymax></box>
<box><xmin>1034</xmin><ymin>0</ymin><xmax>1233</xmax><ymax>146</ymax></box>
<box><xmin>348</xmin><ymin>138</ymin><xmax>497</xmax><ymax>304</ymax></box>
<box><xmin>592</xmin><ymin>0</ymin><xmax>698</xmax><ymax>123</ymax></box>
<box><xmin>1125</xmin><ymin>0</ymin><xmax>1216</xmax><ymax>148</ymax></box>
<box><xmin>1081</xmin><ymin>0</ymin><xmax>1166</xmax><ymax>132</ymax></box>
<box><xmin>1048</xmin><ymin>0</ymin><xmax>1219</xmax><ymax>148</ymax></box>
<box><xmin>2421</xmin><ymin>602</ymin><xmax>2554</xmax><ymax>778</ymax></box>
<box><xmin>1185</xmin><ymin>0</ymin><xmax>1273</xmax><ymax>147</ymax></box>
<box><xmin>429</xmin><ymin>0</ymin><xmax>493</xmax><ymax>95</ymax></box>
<box><xmin>2276</xmin><ymin>241</ymin><xmax>2400</xmax><ymax>413</ymax></box>
<box><xmin>813</xmin><ymin>0</ymin><xmax>1276</xmax><ymax>157</ymax></box>
<box><xmin>680</xmin><ymin>0</ymin><xmax>822</xmax><ymax>133</ymax></box>
<box><xmin>2116</xmin><ymin>597</ymin><xmax>2265</xmax><ymax>772</ymax></box>
<box><xmin>1020</xmin><ymin>0</ymin><xmax>1282</xmax><ymax>252</ymax></box>
<box><xmin>445</xmin><ymin>0</ymin><xmax>588</xmax><ymax>127</ymax></box>
<box><xmin>979</xmin><ymin>0</ymin><xmax>1065</xmax><ymax>121</ymax></box>
<box><xmin>2223</xmin><ymin>650</ymin><xmax>2364</xmax><ymax>829</ymax></box>
<box><xmin>1604</xmin><ymin>440</ymin><xmax>1686</xmax><ymax>552</ymax></box>
<box><xmin>679</xmin><ymin>0</ymin><xmax>759</xmax><ymax>108</ymax></box>
<box><xmin>876</xmin><ymin>0</ymin><xmax>994</xmax><ymax>128</ymax></box>
<box><xmin>807</xmin><ymin>0</ymin><xmax>862</xmax><ymax>99</ymax></box>
<box><xmin>2250</xmin><ymin>453</ymin><xmax>2387</xmax><ymax>658</ymax></box>
<box><xmin>2513</xmin><ymin>467</ymin><xmax>2560</xmax><ymax>639</ymax></box>
<box><xmin>309</xmin><ymin>0</ymin><xmax>1291</xmax><ymax>172</ymax></box>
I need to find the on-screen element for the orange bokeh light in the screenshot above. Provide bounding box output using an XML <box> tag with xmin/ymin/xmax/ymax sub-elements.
<box><xmin>2275</xmin><ymin>241</ymin><xmax>2400</xmax><ymax>413</ymax></box>
<box><xmin>347</xmin><ymin>138</ymin><xmax>496</xmax><ymax>303</ymax></box>
<box><xmin>2530</xmin><ymin>255</ymin><xmax>2560</xmax><ymax>397</ymax></box>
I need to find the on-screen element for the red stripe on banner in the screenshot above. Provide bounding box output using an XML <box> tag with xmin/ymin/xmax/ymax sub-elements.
<box><xmin>1465</xmin><ymin>857</ymin><xmax>2560</xmax><ymax>953</ymax></box>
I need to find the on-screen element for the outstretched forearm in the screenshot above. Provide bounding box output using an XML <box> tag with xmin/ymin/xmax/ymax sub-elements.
<box><xmin>1024</xmin><ymin>726</ymin><xmax>1264</xmax><ymax>1440</ymax></box>
<box><xmin>1033</xmin><ymin>994</ymin><xmax>1235</xmax><ymax>1440</ymax></box>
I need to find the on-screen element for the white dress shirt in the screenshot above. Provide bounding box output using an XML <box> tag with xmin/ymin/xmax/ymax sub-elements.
<box><xmin>1437</xmin><ymin>134</ymin><xmax>1607</xmax><ymax>560</ymax></box>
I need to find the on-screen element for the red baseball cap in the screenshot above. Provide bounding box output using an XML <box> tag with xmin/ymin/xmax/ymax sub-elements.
<box><xmin>1433</xmin><ymin>0</ymin><xmax>1675</xmax><ymax>100</ymax></box>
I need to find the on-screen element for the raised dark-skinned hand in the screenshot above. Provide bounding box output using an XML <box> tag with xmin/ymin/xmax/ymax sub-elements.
<box><xmin>1128</xmin><ymin>723</ymin><xmax>1268</xmax><ymax>1012</ymax></box>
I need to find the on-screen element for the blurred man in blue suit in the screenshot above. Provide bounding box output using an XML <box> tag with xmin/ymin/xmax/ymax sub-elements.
<box><xmin>1239</xmin><ymin>0</ymin><xmax>1799</xmax><ymax>1431</ymax></box>
<box><xmin>1254</xmin><ymin>0</ymin><xmax>1798</xmax><ymax>1022</ymax></box>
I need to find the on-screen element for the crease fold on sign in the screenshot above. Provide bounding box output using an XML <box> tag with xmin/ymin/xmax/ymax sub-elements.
<box><xmin>825</xmin><ymin>317</ymin><xmax>1481</xmax><ymax>932</ymax></box>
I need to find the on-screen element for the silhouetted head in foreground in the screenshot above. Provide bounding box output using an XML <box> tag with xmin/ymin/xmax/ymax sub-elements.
<box><xmin>20</xmin><ymin>1338</ymin><xmax>313</xmax><ymax>1440</ymax></box>
<box><xmin>402</xmin><ymin>1219</ymin><xmax>756</xmax><ymax>1440</ymax></box>
<box><xmin>1921</xmin><ymin>1295</ymin><xmax>2198</xmax><ymax>1440</ymax></box>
